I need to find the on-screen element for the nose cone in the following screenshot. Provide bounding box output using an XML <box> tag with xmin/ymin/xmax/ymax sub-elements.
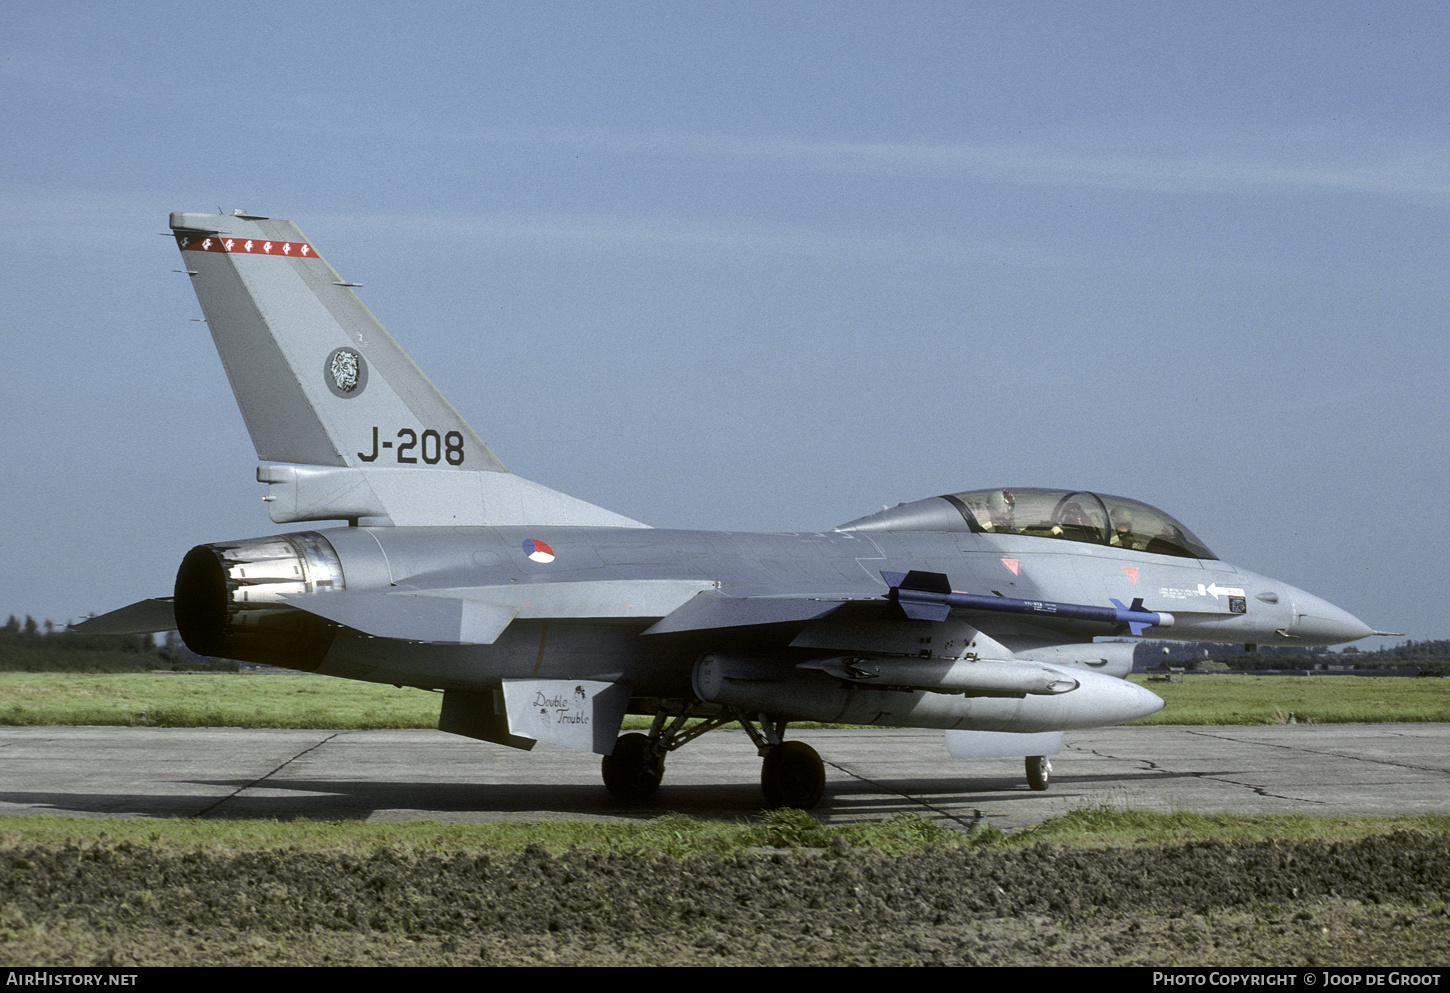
<box><xmin>1289</xmin><ymin>589</ymin><xmax>1374</xmax><ymax>645</ymax></box>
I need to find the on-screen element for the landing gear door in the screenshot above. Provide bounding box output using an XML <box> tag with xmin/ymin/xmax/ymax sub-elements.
<box><xmin>500</xmin><ymin>679</ymin><xmax>632</xmax><ymax>755</ymax></box>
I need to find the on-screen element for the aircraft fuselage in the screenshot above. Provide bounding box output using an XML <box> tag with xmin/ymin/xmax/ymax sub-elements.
<box><xmin>177</xmin><ymin>521</ymin><xmax>1365</xmax><ymax>700</ymax></box>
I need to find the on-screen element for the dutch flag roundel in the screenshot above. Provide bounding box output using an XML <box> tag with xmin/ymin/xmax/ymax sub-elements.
<box><xmin>523</xmin><ymin>539</ymin><xmax>555</xmax><ymax>564</ymax></box>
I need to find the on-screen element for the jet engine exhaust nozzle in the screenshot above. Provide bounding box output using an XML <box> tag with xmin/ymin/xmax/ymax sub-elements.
<box><xmin>173</xmin><ymin>531</ymin><xmax>344</xmax><ymax>669</ymax></box>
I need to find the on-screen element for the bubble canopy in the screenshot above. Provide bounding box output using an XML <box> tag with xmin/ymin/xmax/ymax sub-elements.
<box><xmin>838</xmin><ymin>487</ymin><xmax>1216</xmax><ymax>560</ymax></box>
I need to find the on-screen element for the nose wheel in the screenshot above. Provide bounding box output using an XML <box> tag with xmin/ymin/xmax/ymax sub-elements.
<box><xmin>1026</xmin><ymin>754</ymin><xmax>1051</xmax><ymax>791</ymax></box>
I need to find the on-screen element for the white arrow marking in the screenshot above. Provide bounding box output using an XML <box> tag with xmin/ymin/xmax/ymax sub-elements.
<box><xmin>1198</xmin><ymin>582</ymin><xmax>1246</xmax><ymax>599</ymax></box>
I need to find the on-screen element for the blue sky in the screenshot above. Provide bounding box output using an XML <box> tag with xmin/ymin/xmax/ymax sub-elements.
<box><xmin>2</xmin><ymin>1</ymin><xmax>1446</xmax><ymax>648</ymax></box>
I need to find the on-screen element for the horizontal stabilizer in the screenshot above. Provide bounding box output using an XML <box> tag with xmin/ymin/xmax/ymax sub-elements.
<box><xmin>70</xmin><ymin>598</ymin><xmax>177</xmax><ymax>635</ymax></box>
<box><xmin>643</xmin><ymin>591</ymin><xmax>847</xmax><ymax>636</ymax></box>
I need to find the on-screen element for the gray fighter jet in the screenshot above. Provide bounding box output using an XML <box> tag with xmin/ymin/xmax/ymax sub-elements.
<box><xmin>83</xmin><ymin>211</ymin><xmax>1376</xmax><ymax>808</ymax></box>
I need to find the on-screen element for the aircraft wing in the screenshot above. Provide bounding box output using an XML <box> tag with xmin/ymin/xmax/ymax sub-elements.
<box><xmin>283</xmin><ymin>578</ymin><xmax>720</xmax><ymax>645</ymax></box>
<box><xmin>279</xmin><ymin>591</ymin><xmax>518</xmax><ymax>645</ymax></box>
<box><xmin>642</xmin><ymin>590</ymin><xmax>852</xmax><ymax>635</ymax></box>
<box><xmin>73</xmin><ymin>580</ymin><xmax>724</xmax><ymax>646</ymax></box>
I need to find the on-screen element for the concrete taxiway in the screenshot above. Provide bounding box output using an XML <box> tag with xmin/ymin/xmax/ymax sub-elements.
<box><xmin>1</xmin><ymin>724</ymin><xmax>1446</xmax><ymax>831</ymax></box>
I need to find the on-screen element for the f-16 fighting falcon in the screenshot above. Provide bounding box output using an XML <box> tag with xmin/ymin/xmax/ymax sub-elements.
<box><xmin>81</xmin><ymin>211</ymin><xmax>1376</xmax><ymax>809</ymax></box>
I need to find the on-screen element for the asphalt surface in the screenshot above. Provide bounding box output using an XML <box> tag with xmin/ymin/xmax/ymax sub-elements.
<box><xmin>1</xmin><ymin>723</ymin><xmax>1446</xmax><ymax>830</ymax></box>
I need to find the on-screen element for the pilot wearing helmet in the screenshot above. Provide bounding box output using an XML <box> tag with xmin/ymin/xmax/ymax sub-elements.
<box><xmin>1110</xmin><ymin>509</ymin><xmax>1142</xmax><ymax>550</ymax></box>
<box><xmin>978</xmin><ymin>488</ymin><xmax>1017</xmax><ymax>533</ymax></box>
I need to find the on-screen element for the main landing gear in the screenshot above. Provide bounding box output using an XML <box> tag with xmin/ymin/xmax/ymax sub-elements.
<box><xmin>602</xmin><ymin>708</ymin><xmax>827</xmax><ymax>809</ymax></box>
<box><xmin>600</xmin><ymin>732</ymin><xmax>665</xmax><ymax>800</ymax></box>
<box><xmin>759</xmin><ymin>740</ymin><xmax>826</xmax><ymax>809</ymax></box>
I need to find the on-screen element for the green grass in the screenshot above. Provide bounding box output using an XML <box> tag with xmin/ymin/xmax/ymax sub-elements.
<box><xmin>1010</xmin><ymin>805</ymin><xmax>1450</xmax><ymax>848</ymax></box>
<box><xmin>2</xmin><ymin>807</ymin><xmax>1445</xmax><ymax>856</ymax></box>
<box><xmin>0</xmin><ymin>810</ymin><xmax>970</xmax><ymax>856</ymax></box>
<box><xmin>0</xmin><ymin>671</ymin><xmax>442</xmax><ymax>729</ymax></box>
<box><xmin>1126</xmin><ymin>673</ymin><xmax>1450</xmax><ymax>725</ymax></box>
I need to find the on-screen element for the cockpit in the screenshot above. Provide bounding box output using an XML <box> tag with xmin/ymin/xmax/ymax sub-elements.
<box><xmin>837</xmin><ymin>487</ymin><xmax>1216</xmax><ymax>560</ymax></box>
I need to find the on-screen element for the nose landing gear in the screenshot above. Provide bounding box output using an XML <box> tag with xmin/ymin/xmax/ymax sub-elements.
<box><xmin>1026</xmin><ymin>754</ymin><xmax>1051</xmax><ymax>791</ymax></box>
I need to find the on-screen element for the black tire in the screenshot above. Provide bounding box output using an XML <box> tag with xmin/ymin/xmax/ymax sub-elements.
<box><xmin>602</xmin><ymin>732</ymin><xmax>663</xmax><ymax>801</ymax></box>
<box><xmin>761</xmin><ymin>740</ymin><xmax>826</xmax><ymax>809</ymax></box>
<box><xmin>1026</xmin><ymin>755</ymin><xmax>1051</xmax><ymax>791</ymax></box>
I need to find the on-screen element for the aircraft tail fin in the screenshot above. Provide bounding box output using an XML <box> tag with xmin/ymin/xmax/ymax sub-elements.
<box><xmin>170</xmin><ymin>211</ymin><xmax>642</xmax><ymax>528</ymax></box>
<box><xmin>172</xmin><ymin>211</ymin><xmax>499</xmax><ymax>472</ymax></box>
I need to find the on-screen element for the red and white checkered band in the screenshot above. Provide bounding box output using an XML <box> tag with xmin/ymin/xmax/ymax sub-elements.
<box><xmin>175</xmin><ymin>234</ymin><xmax>315</xmax><ymax>257</ymax></box>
